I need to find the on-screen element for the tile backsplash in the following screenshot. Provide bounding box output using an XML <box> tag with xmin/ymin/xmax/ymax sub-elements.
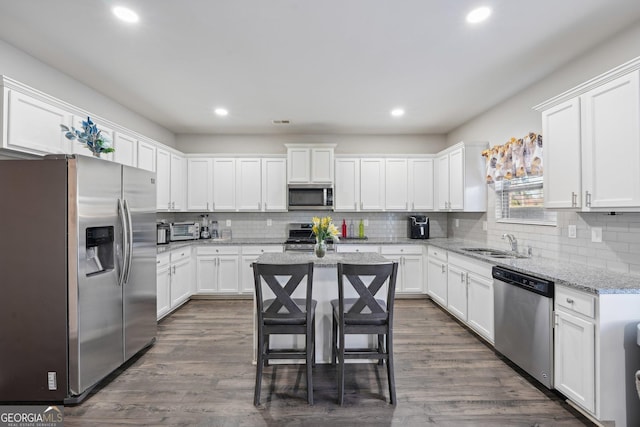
<box><xmin>158</xmin><ymin>211</ymin><xmax>448</xmax><ymax>241</ymax></box>
<box><xmin>449</xmin><ymin>191</ymin><xmax>640</xmax><ymax>277</ymax></box>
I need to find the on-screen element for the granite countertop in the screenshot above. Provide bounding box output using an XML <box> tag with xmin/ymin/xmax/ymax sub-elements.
<box><xmin>156</xmin><ymin>237</ymin><xmax>426</xmax><ymax>254</ymax></box>
<box><xmin>427</xmin><ymin>238</ymin><xmax>640</xmax><ymax>295</ymax></box>
<box><xmin>256</xmin><ymin>251</ymin><xmax>389</xmax><ymax>267</ymax></box>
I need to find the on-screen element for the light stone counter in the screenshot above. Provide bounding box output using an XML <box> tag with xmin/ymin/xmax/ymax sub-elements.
<box><xmin>255</xmin><ymin>251</ymin><xmax>388</xmax><ymax>266</ymax></box>
<box><xmin>427</xmin><ymin>238</ymin><xmax>640</xmax><ymax>295</ymax></box>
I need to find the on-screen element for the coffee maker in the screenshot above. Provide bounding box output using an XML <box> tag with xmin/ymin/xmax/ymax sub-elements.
<box><xmin>408</xmin><ymin>215</ymin><xmax>429</xmax><ymax>239</ymax></box>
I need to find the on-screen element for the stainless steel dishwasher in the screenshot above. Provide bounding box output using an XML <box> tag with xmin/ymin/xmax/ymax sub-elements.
<box><xmin>493</xmin><ymin>266</ymin><xmax>554</xmax><ymax>389</ymax></box>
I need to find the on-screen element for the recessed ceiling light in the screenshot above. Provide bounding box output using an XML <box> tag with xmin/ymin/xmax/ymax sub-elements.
<box><xmin>112</xmin><ymin>6</ymin><xmax>139</xmax><ymax>23</ymax></box>
<box><xmin>214</xmin><ymin>108</ymin><xmax>229</xmax><ymax>117</ymax></box>
<box><xmin>466</xmin><ymin>6</ymin><xmax>491</xmax><ymax>24</ymax></box>
<box><xmin>390</xmin><ymin>108</ymin><xmax>405</xmax><ymax>117</ymax></box>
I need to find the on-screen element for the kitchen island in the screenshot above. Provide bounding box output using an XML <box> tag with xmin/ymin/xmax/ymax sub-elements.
<box><xmin>253</xmin><ymin>251</ymin><xmax>390</xmax><ymax>363</ymax></box>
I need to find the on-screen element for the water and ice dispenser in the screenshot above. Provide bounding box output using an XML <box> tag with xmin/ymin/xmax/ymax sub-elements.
<box><xmin>85</xmin><ymin>226</ymin><xmax>115</xmax><ymax>276</ymax></box>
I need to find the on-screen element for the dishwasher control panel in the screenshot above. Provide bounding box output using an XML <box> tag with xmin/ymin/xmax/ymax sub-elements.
<box><xmin>492</xmin><ymin>266</ymin><xmax>554</xmax><ymax>297</ymax></box>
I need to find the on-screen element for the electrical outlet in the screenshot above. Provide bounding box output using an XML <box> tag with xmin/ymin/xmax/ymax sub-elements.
<box><xmin>568</xmin><ymin>225</ymin><xmax>577</xmax><ymax>238</ymax></box>
<box><xmin>482</xmin><ymin>221</ymin><xmax>487</xmax><ymax>231</ymax></box>
<box><xmin>267</xmin><ymin>219</ymin><xmax>272</xmax><ymax>226</ymax></box>
<box><xmin>226</xmin><ymin>219</ymin><xmax>231</xmax><ymax>227</ymax></box>
<box><xmin>591</xmin><ymin>227</ymin><xmax>602</xmax><ymax>243</ymax></box>
<box><xmin>455</xmin><ymin>219</ymin><xmax>459</xmax><ymax>228</ymax></box>
<box><xmin>364</xmin><ymin>219</ymin><xmax>369</xmax><ymax>227</ymax></box>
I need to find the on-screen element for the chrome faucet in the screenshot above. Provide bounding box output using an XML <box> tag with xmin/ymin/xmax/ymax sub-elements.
<box><xmin>502</xmin><ymin>233</ymin><xmax>518</xmax><ymax>252</ymax></box>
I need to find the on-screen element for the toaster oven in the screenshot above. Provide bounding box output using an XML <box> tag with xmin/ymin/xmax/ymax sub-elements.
<box><xmin>170</xmin><ymin>222</ymin><xmax>200</xmax><ymax>241</ymax></box>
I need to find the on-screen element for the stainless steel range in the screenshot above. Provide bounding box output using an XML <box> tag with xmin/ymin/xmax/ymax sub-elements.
<box><xmin>284</xmin><ymin>223</ymin><xmax>334</xmax><ymax>252</ymax></box>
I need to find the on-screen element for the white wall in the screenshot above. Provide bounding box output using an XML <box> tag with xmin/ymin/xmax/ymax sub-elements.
<box><xmin>446</xmin><ymin>22</ymin><xmax>640</xmax><ymax>276</ymax></box>
<box><xmin>0</xmin><ymin>39</ymin><xmax>176</xmax><ymax>147</ymax></box>
<box><xmin>176</xmin><ymin>133</ymin><xmax>446</xmax><ymax>155</ymax></box>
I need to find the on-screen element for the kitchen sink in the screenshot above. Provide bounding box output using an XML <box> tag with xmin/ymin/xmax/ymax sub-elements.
<box><xmin>460</xmin><ymin>247</ymin><xmax>529</xmax><ymax>259</ymax></box>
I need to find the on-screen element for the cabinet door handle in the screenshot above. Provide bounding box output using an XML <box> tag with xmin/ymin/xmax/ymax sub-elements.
<box><xmin>585</xmin><ymin>191</ymin><xmax>591</xmax><ymax>207</ymax></box>
<box><xmin>441</xmin><ymin>264</ymin><xmax>445</xmax><ymax>273</ymax></box>
<box><xmin>172</xmin><ymin>201</ymin><xmax>175</xmax><ymax>209</ymax></box>
<box><xmin>554</xmin><ymin>312</ymin><xmax>559</xmax><ymax>328</ymax></box>
<box><xmin>360</xmin><ymin>201</ymin><xmax>363</xmax><ymax>210</ymax></box>
<box><xmin>206</xmin><ymin>202</ymin><xmax>209</xmax><ymax>210</ymax></box>
<box><xmin>460</xmin><ymin>272</ymin><xmax>465</xmax><ymax>283</ymax></box>
<box><xmin>354</xmin><ymin>202</ymin><xmax>357</xmax><ymax>210</ymax></box>
<box><xmin>212</xmin><ymin>202</ymin><xmax>216</xmax><ymax>210</ymax></box>
<box><xmin>566</xmin><ymin>298</ymin><xmax>574</xmax><ymax>304</ymax></box>
<box><xmin>172</xmin><ymin>265</ymin><xmax>176</xmax><ymax>274</ymax></box>
<box><xmin>167</xmin><ymin>202</ymin><xmax>171</xmax><ymax>210</ymax></box>
<box><xmin>264</xmin><ymin>202</ymin><xmax>267</xmax><ymax>210</ymax></box>
<box><xmin>405</xmin><ymin>202</ymin><xmax>408</xmax><ymax>210</ymax></box>
<box><xmin>571</xmin><ymin>192</ymin><xmax>577</xmax><ymax>207</ymax></box>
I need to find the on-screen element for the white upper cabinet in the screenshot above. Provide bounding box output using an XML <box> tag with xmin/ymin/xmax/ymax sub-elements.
<box><xmin>137</xmin><ymin>139</ymin><xmax>156</xmax><ymax>172</ymax></box>
<box><xmin>113</xmin><ymin>132</ymin><xmax>137</xmax><ymax>167</ymax></box>
<box><xmin>436</xmin><ymin>142</ymin><xmax>487</xmax><ymax>212</ymax></box>
<box><xmin>261</xmin><ymin>157</ymin><xmax>287</xmax><ymax>211</ymax></box>
<box><xmin>236</xmin><ymin>158</ymin><xmax>262</xmax><ymax>211</ymax></box>
<box><xmin>157</xmin><ymin>148</ymin><xmax>172</xmax><ymax>210</ymax></box>
<box><xmin>360</xmin><ymin>158</ymin><xmax>385</xmax><ymax>211</ymax></box>
<box><xmin>157</xmin><ymin>147</ymin><xmax>185</xmax><ymax>211</ymax></box>
<box><xmin>536</xmin><ymin>60</ymin><xmax>640</xmax><ymax>211</ymax></box>
<box><xmin>384</xmin><ymin>159</ymin><xmax>408</xmax><ymax>211</ymax></box>
<box><xmin>212</xmin><ymin>158</ymin><xmax>236</xmax><ymax>211</ymax></box>
<box><xmin>542</xmin><ymin>98</ymin><xmax>582</xmax><ymax>209</ymax></box>
<box><xmin>3</xmin><ymin>88</ymin><xmax>72</xmax><ymax>155</ymax></box>
<box><xmin>286</xmin><ymin>144</ymin><xmax>335</xmax><ymax>184</ymax></box>
<box><xmin>581</xmin><ymin>70</ymin><xmax>640</xmax><ymax>209</ymax></box>
<box><xmin>170</xmin><ymin>153</ymin><xmax>186</xmax><ymax>210</ymax></box>
<box><xmin>408</xmin><ymin>158</ymin><xmax>434</xmax><ymax>211</ymax></box>
<box><xmin>334</xmin><ymin>158</ymin><xmax>360</xmax><ymax>211</ymax></box>
<box><xmin>187</xmin><ymin>158</ymin><xmax>213</xmax><ymax>211</ymax></box>
<box><xmin>311</xmin><ymin>147</ymin><xmax>334</xmax><ymax>183</ymax></box>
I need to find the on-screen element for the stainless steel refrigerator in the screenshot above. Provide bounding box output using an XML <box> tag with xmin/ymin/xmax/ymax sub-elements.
<box><xmin>0</xmin><ymin>155</ymin><xmax>157</xmax><ymax>403</ymax></box>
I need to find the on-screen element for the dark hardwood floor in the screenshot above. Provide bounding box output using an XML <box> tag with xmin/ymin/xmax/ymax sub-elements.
<box><xmin>64</xmin><ymin>299</ymin><xmax>594</xmax><ymax>426</ymax></box>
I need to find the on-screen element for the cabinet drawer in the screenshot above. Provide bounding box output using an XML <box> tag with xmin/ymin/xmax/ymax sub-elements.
<box><xmin>197</xmin><ymin>245</ymin><xmax>239</xmax><ymax>255</ymax></box>
<box><xmin>336</xmin><ymin>244</ymin><xmax>380</xmax><ymax>253</ymax></box>
<box><xmin>170</xmin><ymin>246</ymin><xmax>191</xmax><ymax>263</ymax></box>
<box><xmin>241</xmin><ymin>245</ymin><xmax>283</xmax><ymax>255</ymax></box>
<box><xmin>428</xmin><ymin>246</ymin><xmax>447</xmax><ymax>261</ymax></box>
<box><xmin>157</xmin><ymin>253</ymin><xmax>170</xmax><ymax>269</ymax></box>
<box><xmin>380</xmin><ymin>245</ymin><xmax>423</xmax><ymax>255</ymax></box>
<box><xmin>556</xmin><ymin>286</ymin><xmax>596</xmax><ymax>319</ymax></box>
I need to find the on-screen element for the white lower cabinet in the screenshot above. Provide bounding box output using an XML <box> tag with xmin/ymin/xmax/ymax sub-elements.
<box><xmin>196</xmin><ymin>246</ymin><xmax>240</xmax><ymax>294</ymax></box>
<box><xmin>240</xmin><ymin>245</ymin><xmax>284</xmax><ymax>294</ymax></box>
<box><xmin>446</xmin><ymin>260</ymin><xmax>467</xmax><ymax>320</ymax></box>
<box><xmin>428</xmin><ymin>248</ymin><xmax>494</xmax><ymax>343</ymax></box>
<box><xmin>156</xmin><ymin>253</ymin><xmax>171</xmax><ymax>320</ymax></box>
<box><xmin>466</xmin><ymin>270</ymin><xmax>494</xmax><ymax>343</ymax></box>
<box><xmin>554</xmin><ymin>286</ymin><xmax>596</xmax><ymax>413</ymax></box>
<box><xmin>380</xmin><ymin>245</ymin><xmax>424</xmax><ymax>294</ymax></box>
<box><xmin>336</xmin><ymin>244</ymin><xmax>380</xmax><ymax>253</ymax></box>
<box><xmin>426</xmin><ymin>246</ymin><xmax>447</xmax><ymax>307</ymax></box>
<box><xmin>169</xmin><ymin>247</ymin><xmax>192</xmax><ymax>309</ymax></box>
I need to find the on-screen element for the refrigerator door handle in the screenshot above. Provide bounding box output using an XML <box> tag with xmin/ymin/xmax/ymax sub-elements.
<box><xmin>123</xmin><ymin>199</ymin><xmax>134</xmax><ymax>284</ymax></box>
<box><xmin>117</xmin><ymin>198</ymin><xmax>128</xmax><ymax>287</ymax></box>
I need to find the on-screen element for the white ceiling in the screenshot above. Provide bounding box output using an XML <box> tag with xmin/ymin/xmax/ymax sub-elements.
<box><xmin>1</xmin><ymin>0</ymin><xmax>640</xmax><ymax>135</ymax></box>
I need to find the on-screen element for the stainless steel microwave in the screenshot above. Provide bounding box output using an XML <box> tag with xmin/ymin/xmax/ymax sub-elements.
<box><xmin>287</xmin><ymin>184</ymin><xmax>333</xmax><ymax>211</ymax></box>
